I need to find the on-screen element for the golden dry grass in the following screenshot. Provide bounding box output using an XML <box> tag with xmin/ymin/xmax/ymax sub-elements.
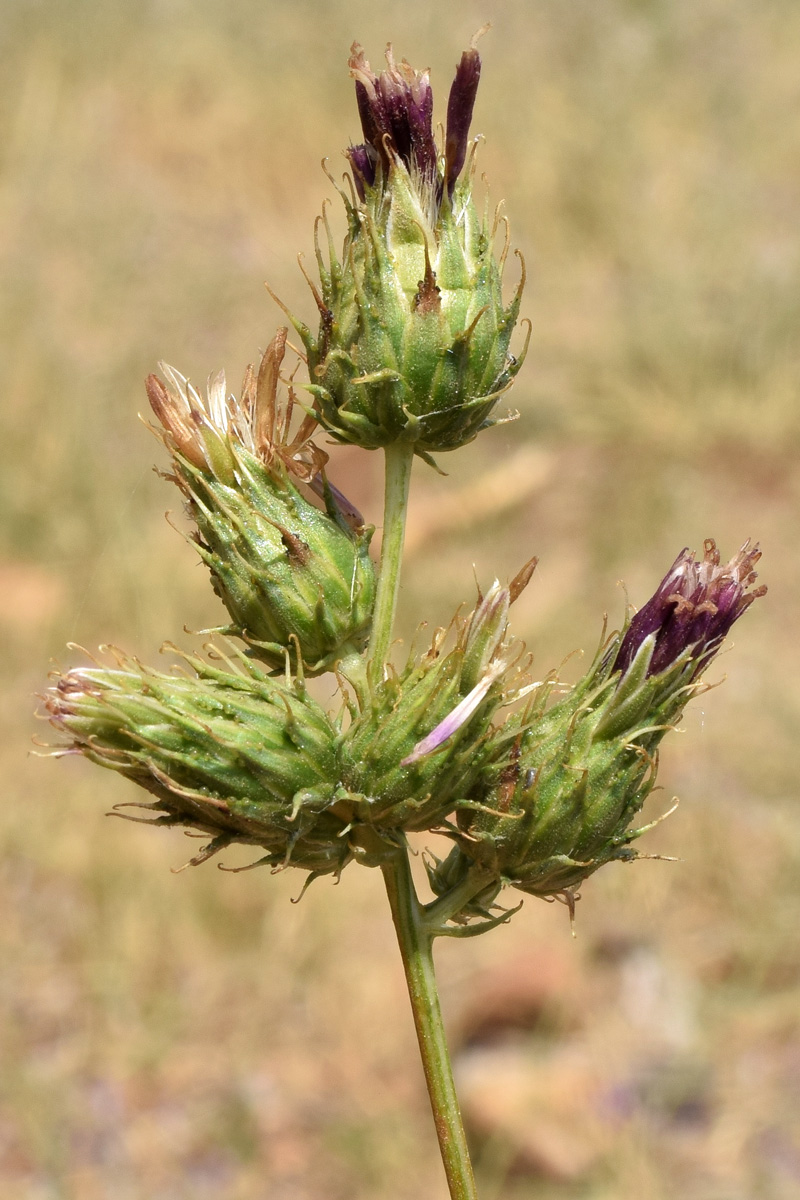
<box><xmin>3</xmin><ymin>1</ymin><xmax>799</xmax><ymax>1196</ymax></box>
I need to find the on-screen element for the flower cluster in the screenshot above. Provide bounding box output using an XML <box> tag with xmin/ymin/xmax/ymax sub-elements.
<box><xmin>38</xmin><ymin>39</ymin><xmax>769</xmax><ymax>1200</ymax></box>
<box><xmin>43</xmin><ymin>41</ymin><xmax>764</xmax><ymax>925</ymax></box>
<box><xmin>46</xmin><ymin>530</ymin><xmax>764</xmax><ymax>900</ymax></box>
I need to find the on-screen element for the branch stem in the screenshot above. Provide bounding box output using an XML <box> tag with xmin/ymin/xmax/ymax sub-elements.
<box><xmin>422</xmin><ymin>863</ymin><xmax>497</xmax><ymax>931</ymax></box>
<box><xmin>381</xmin><ymin>850</ymin><xmax>479</xmax><ymax>1200</ymax></box>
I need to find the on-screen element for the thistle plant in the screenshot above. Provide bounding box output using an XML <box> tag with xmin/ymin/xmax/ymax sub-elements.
<box><xmin>42</xmin><ymin>37</ymin><xmax>765</xmax><ymax>1200</ymax></box>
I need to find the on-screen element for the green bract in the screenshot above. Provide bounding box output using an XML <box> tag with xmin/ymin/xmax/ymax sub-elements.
<box><xmin>337</xmin><ymin>584</ymin><xmax>522</xmax><ymax>834</ymax></box>
<box><xmin>298</xmin><ymin>176</ymin><xmax>528</xmax><ymax>456</ymax></box>
<box><xmin>179</xmin><ymin>446</ymin><xmax>375</xmax><ymax>674</ymax></box>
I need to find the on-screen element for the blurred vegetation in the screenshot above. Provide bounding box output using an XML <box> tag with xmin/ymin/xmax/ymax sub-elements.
<box><xmin>2</xmin><ymin>0</ymin><xmax>799</xmax><ymax>1196</ymax></box>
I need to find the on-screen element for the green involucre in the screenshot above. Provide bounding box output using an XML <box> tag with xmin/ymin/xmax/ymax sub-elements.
<box><xmin>178</xmin><ymin>446</ymin><xmax>375</xmax><ymax>674</ymax></box>
<box><xmin>337</xmin><ymin>634</ymin><xmax>506</xmax><ymax>834</ymax></box>
<box><xmin>49</xmin><ymin>650</ymin><xmax>353</xmax><ymax>877</ymax></box>
<box><xmin>296</xmin><ymin>162</ymin><xmax>528</xmax><ymax>455</ymax></box>
<box><xmin>453</xmin><ymin>630</ymin><xmax>700</xmax><ymax>898</ymax></box>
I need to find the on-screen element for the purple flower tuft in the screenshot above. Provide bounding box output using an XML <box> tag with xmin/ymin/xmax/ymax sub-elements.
<box><xmin>613</xmin><ymin>539</ymin><xmax>766</xmax><ymax>680</ymax></box>
<box><xmin>349</xmin><ymin>43</ymin><xmax>438</xmax><ymax>182</ymax></box>
<box><xmin>347</xmin><ymin>38</ymin><xmax>482</xmax><ymax>199</ymax></box>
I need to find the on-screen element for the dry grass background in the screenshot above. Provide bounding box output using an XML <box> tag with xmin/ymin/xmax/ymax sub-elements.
<box><xmin>2</xmin><ymin>0</ymin><xmax>799</xmax><ymax>1196</ymax></box>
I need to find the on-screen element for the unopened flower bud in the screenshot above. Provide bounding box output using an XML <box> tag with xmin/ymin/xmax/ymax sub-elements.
<box><xmin>146</xmin><ymin>330</ymin><xmax>376</xmax><ymax>674</ymax></box>
<box><xmin>460</xmin><ymin>558</ymin><xmax>536</xmax><ymax>693</ymax></box>
<box><xmin>285</xmin><ymin>36</ymin><xmax>529</xmax><ymax>458</ymax></box>
<box><xmin>45</xmin><ymin>648</ymin><xmax>352</xmax><ymax>877</ymax></box>
<box><xmin>454</xmin><ymin>540</ymin><xmax>766</xmax><ymax>900</ymax></box>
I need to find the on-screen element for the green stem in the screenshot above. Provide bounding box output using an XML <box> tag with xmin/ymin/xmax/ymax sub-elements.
<box><xmin>382</xmin><ymin>850</ymin><xmax>480</xmax><ymax>1200</ymax></box>
<box><xmin>368</xmin><ymin>442</ymin><xmax>415</xmax><ymax>686</ymax></box>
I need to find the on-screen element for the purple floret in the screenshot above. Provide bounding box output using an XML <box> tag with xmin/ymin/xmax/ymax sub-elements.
<box><xmin>444</xmin><ymin>46</ymin><xmax>481</xmax><ymax>195</ymax></box>
<box><xmin>345</xmin><ymin>143</ymin><xmax>377</xmax><ymax>199</ymax></box>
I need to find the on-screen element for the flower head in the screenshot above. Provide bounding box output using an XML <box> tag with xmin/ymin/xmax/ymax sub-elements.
<box><xmin>286</xmin><ymin>33</ymin><xmax>528</xmax><ymax>457</ymax></box>
<box><xmin>144</xmin><ymin>331</ymin><xmax>376</xmax><ymax>674</ymax></box>
<box><xmin>450</xmin><ymin>540</ymin><xmax>766</xmax><ymax>904</ymax></box>
<box><xmin>612</xmin><ymin>539</ymin><xmax>766</xmax><ymax>681</ymax></box>
<box><xmin>44</xmin><ymin>647</ymin><xmax>353</xmax><ymax>878</ymax></box>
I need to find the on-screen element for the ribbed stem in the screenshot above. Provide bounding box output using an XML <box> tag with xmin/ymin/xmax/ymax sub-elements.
<box><xmin>382</xmin><ymin>850</ymin><xmax>479</xmax><ymax>1200</ymax></box>
<box><xmin>367</xmin><ymin>442</ymin><xmax>415</xmax><ymax>686</ymax></box>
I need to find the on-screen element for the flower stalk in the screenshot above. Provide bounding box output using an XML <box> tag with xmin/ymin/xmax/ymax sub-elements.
<box><xmin>381</xmin><ymin>849</ymin><xmax>479</xmax><ymax>1200</ymax></box>
<box><xmin>367</xmin><ymin>441</ymin><xmax>415</xmax><ymax>685</ymax></box>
